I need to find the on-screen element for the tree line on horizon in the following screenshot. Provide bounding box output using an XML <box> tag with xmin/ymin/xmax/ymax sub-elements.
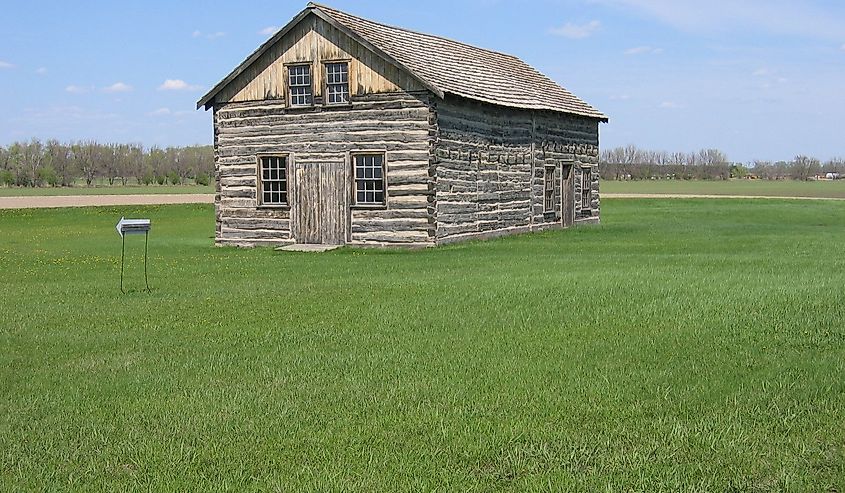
<box><xmin>600</xmin><ymin>145</ymin><xmax>845</xmax><ymax>181</ymax></box>
<box><xmin>0</xmin><ymin>139</ymin><xmax>214</xmax><ymax>188</ymax></box>
<box><xmin>2</xmin><ymin>139</ymin><xmax>843</xmax><ymax>188</ymax></box>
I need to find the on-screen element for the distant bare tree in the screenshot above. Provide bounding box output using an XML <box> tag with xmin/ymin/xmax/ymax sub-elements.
<box><xmin>127</xmin><ymin>144</ymin><xmax>145</xmax><ymax>184</ymax></box>
<box><xmin>20</xmin><ymin>139</ymin><xmax>45</xmax><ymax>186</ymax></box>
<box><xmin>71</xmin><ymin>142</ymin><xmax>99</xmax><ymax>186</ymax></box>
<box><xmin>46</xmin><ymin>140</ymin><xmax>74</xmax><ymax>186</ymax></box>
<box><xmin>790</xmin><ymin>155</ymin><xmax>820</xmax><ymax>181</ymax></box>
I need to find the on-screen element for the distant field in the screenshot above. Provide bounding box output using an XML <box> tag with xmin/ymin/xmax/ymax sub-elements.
<box><xmin>0</xmin><ymin>184</ymin><xmax>214</xmax><ymax>197</ymax></box>
<box><xmin>1</xmin><ymin>199</ymin><xmax>844</xmax><ymax>490</ymax></box>
<box><xmin>602</xmin><ymin>179</ymin><xmax>845</xmax><ymax>198</ymax></box>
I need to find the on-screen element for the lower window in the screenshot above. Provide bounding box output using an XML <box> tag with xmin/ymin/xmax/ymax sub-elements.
<box><xmin>581</xmin><ymin>166</ymin><xmax>592</xmax><ymax>210</ymax></box>
<box><xmin>353</xmin><ymin>153</ymin><xmax>385</xmax><ymax>206</ymax></box>
<box><xmin>544</xmin><ymin>166</ymin><xmax>556</xmax><ymax>212</ymax></box>
<box><xmin>259</xmin><ymin>155</ymin><xmax>288</xmax><ymax>206</ymax></box>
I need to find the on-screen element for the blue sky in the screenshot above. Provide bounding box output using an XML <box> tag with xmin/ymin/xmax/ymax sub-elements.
<box><xmin>1</xmin><ymin>0</ymin><xmax>844</xmax><ymax>162</ymax></box>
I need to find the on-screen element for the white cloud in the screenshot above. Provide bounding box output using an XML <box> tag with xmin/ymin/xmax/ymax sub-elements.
<box><xmin>0</xmin><ymin>61</ymin><xmax>14</xmax><ymax>69</ymax></box>
<box><xmin>103</xmin><ymin>82</ymin><xmax>133</xmax><ymax>93</ymax></box>
<box><xmin>610</xmin><ymin>94</ymin><xmax>632</xmax><ymax>101</ymax></box>
<box><xmin>158</xmin><ymin>79</ymin><xmax>202</xmax><ymax>91</ymax></box>
<box><xmin>259</xmin><ymin>26</ymin><xmax>279</xmax><ymax>36</ymax></box>
<box><xmin>752</xmin><ymin>67</ymin><xmax>773</xmax><ymax>77</ymax></box>
<box><xmin>192</xmin><ymin>30</ymin><xmax>226</xmax><ymax>40</ymax></box>
<box><xmin>659</xmin><ymin>101</ymin><xmax>684</xmax><ymax>109</ymax></box>
<box><xmin>147</xmin><ymin>107</ymin><xmax>192</xmax><ymax>118</ymax></box>
<box><xmin>549</xmin><ymin>20</ymin><xmax>601</xmax><ymax>39</ymax></box>
<box><xmin>35</xmin><ymin>67</ymin><xmax>48</xmax><ymax>75</ymax></box>
<box><xmin>624</xmin><ymin>46</ymin><xmax>664</xmax><ymax>55</ymax></box>
<box><xmin>841</xmin><ymin>43</ymin><xmax>845</xmax><ymax>51</ymax></box>
<box><xmin>65</xmin><ymin>85</ymin><xmax>93</xmax><ymax>94</ymax></box>
<box><xmin>593</xmin><ymin>0</ymin><xmax>845</xmax><ymax>41</ymax></box>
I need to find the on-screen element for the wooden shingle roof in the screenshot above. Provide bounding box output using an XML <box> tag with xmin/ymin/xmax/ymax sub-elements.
<box><xmin>198</xmin><ymin>3</ymin><xmax>607</xmax><ymax>121</ymax></box>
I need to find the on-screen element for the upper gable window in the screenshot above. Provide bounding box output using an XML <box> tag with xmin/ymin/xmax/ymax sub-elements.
<box><xmin>325</xmin><ymin>62</ymin><xmax>350</xmax><ymax>105</ymax></box>
<box><xmin>288</xmin><ymin>64</ymin><xmax>313</xmax><ymax>106</ymax></box>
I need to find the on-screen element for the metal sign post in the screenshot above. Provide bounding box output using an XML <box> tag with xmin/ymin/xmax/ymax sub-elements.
<box><xmin>116</xmin><ymin>217</ymin><xmax>152</xmax><ymax>293</ymax></box>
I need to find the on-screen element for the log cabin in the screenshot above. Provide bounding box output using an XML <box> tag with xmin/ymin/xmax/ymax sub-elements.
<box><xmin>197</xmin><ymin>2</ymin><xmax>608</xmax><ymax>248</ymax></box>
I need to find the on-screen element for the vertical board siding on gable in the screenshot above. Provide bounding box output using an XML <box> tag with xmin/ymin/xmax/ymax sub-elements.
<box><xmin>214</xmin><ymin>15</ymin><xmax>425</xmax><ymax>105</ymax></box>
<box><xmin>214</xmin><ymin>92</ymin><xmax>434</xmax><ymax>247</ymax></box>
<box><xmin>434</xmin><ymin>96</ymin><xmax>600</xmax><ymax>242</ymax></box>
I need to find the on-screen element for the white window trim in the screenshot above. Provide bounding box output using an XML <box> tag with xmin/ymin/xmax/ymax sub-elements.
<box><xmin>257</xmin><ymin>154</ymin><xmax>290</xmax><ymax>208</ymax></box>
<box><xmin>581</xmin><ymin>166</ymin><xmax>592</xmax><ymax>210</ymax></box>
<box><xmin>544</xmin><ymin>165</ymin><xmax>556</xmax><ymax>213</ymax></box>
<box><xmin>351</xmin><ymin>151</ymin><xmax>387</xmax><ymax>209</ymax></box>
<box><xmin>286</xmin><ymin>63</ymin><xmax>313</xmax><ymax>108</ymax></box>
<box><xmin>323</xmin><ymin>60</ymin><xmax>351</xmax><ymax>106</ymax></box>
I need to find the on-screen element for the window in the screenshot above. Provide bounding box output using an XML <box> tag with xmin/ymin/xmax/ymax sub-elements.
<box><xmin>544</xmin><ymin>166</ymin><xmax>556</xmax><ymax>212</ymax></box>
<box><xmin>288</xmin><ymin>64</ymin><xmax>313</xmax><ymax>106</ymax></box>
<box><xmin>581</xmin><ymin>167</ymin><xmax>592</xmax><ymax>209</ymax></box>
<box><xmin>354</xmin><ymin>154</ymin><xmax>385</xmax><ymax>206</ymax></box>
<box><xmin>259</xmin><ymin>156</ymin><xmax>288</xmax><ymax>206</ymax></box>
<box><xmin>325</xmin><ymin>62</ymin><xmax>350</xmax><ymax>105</ymax></box>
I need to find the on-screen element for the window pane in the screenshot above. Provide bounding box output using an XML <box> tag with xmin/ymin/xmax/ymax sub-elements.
<box><xmin>289</xmin><ymin>65</ymin><xmax>312</xmax><ymax>105</ymax></box>
<box><xmin>326</xmin><ymin>62</ymin><xmax>350</xmax><ymax>104</ymax></box>
<box><xmin>354</xmin><ymin>154</ymin><xmax>385</xmax><ymax>205</ymax></box>
<box><xmin>260</xmin><ymin>156</ymin><xmax>288</xmax><ymax>205</ymax></box>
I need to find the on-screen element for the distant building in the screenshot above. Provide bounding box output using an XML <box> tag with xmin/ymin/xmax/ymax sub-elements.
<box><xmin>826</xmin><ymin>172</ymin><xmax>841</xmax><ymax>180</ymax></box>
<box><xmin>198</xmin><ymin>3</ymin><xmax>607</xmax><ymax>247</ymax></box>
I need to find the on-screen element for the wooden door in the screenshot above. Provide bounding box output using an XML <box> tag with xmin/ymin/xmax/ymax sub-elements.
<box><xmin>319</xmin><ymin>162</ymin><xmax>347</xmax><ymax>245</ymax></box>
<box><xmin>561</xmin><ymin>164</ymin><xmax>574</xmax><ymax>228</ymax></box>
<box><xmin>293</xmin><ymin>161</ymin><xmax>348</xmax><ymax>244</ymax></box>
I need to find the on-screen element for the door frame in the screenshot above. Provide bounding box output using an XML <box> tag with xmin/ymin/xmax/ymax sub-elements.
<box><xmin>291</xmin><ymin>160</ymin><xmax>349</xmax><ymax>245</ymax></box>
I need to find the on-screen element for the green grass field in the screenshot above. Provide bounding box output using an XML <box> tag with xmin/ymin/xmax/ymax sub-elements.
<box><xmin>0</xmin><ymin>184</ymin><xmax>214</xmax><ymax>197</ymax></box>
<box><xmin>2</xmin><ymin>200</ymin><xmax>844</xmax><ymax>490</ymax></box>
<box><xmin>602</xmin><ymin>179</ymin><xmax>845</xmax><ymax>198</ymax></box>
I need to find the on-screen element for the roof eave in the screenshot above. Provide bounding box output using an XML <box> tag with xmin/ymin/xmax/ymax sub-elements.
<box><xmin>308</xmin><ymin>7</ymin><xmax>445</xmax><ymax>99</ymax></box>
<box><xmin>442</xmin><ymin>90</ymin><xmax>608</xmax><ymax>122</ymax></box>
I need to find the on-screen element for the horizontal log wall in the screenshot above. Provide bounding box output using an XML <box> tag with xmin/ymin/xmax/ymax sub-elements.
<box><xmin>214</xmin><ymin>91</ymin><xmax>436</xmax><ymax>247</ymax></box>
<box><xmin>434</xmin><ymin>95</ymin><xmax>600</xmax><ymax>243</ymax></box>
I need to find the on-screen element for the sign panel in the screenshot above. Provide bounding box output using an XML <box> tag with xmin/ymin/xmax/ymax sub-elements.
<box><xmin>116</xmin><ymin>217</ymin><xmax>151</xmax><ymax>238</ymax></box>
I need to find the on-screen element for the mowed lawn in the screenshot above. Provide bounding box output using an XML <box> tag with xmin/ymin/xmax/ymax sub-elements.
<box><xmin>602</xmin><ymin>179</ymin><xmax>845</xmax><ymax>198</ymax></box>
<box><xmin>1</xmin><ymin>200</ymin><xmax>844</xmax><ymax>491</ymax></box>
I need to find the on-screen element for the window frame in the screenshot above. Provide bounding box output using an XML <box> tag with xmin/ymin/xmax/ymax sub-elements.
<box><xmin>350</xmin><ymin>151</ymin><xmax>387</xmax><ymax>209</ymax></box>
<box><xmin>543</xmin><ymin>165</ymin><xmax>556</xmax><ymax>213</ymax></box>
<box><xmin>581</xmin><ymin>166</ymin><xmax>592</xmax><ymax>210</ymax></box>
<box><xmin>285</xmin><ymin>62</ymin><xmax>314</xmax><ymax>108</ymax></box>
<box><xmin>256</xmin><ymin>153</ymin><xmax>291</xmax><ymax>208</ymax></box>
<box><xmin>322</xmin><ymin>59</ymin><xmax>352</xmax><ymax>107</ymax></box>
